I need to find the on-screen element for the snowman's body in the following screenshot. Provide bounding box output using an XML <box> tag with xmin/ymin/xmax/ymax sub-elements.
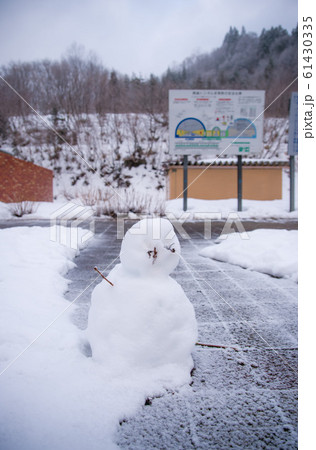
<box><xmin>87</xmin><ymin>218</ymin><xmax>197</xmax><ymax>379</ymax></box>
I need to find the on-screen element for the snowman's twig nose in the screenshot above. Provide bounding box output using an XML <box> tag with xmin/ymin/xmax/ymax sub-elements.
<box><xmin>94</xmin><ymin>267</ymin><xmax>114</xmax><ymax>286</ymax></box>
<box><xmin>147</xmin><ymin>247</ymin><xmax>158</xmax><ymax>263</ymax></box>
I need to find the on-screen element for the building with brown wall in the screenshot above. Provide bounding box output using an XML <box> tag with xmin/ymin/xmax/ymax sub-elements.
<box><xmin>0</xmin><ymin>150</ymin><xmax>53</xmax><ymax>203</ymax></box>
<box><xmin>168</xmin><ymin>161</ymin><xmax>287</xmax><ymax>201</ymax></box>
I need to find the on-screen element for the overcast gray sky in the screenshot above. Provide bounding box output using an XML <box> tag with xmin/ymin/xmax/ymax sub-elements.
<box><xmin>0</xmin><ymin>0</ymin><xmax>297</xmax><ymax>77</ymax></box>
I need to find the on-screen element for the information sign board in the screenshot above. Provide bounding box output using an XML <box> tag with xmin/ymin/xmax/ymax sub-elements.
<box><xmin>169</xmin><ymin>90</ymin><xmax>265</xmax><ymax>156</ymax></box>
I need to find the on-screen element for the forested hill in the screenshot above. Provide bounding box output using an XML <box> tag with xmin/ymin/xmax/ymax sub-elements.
<box><xmin>163</xmin><ymin>25</ymin><xmax>298</xmax><ymax>116</ymax></box>
<box><xmin>0</xmin><ymin>24</ymin><xmax>297</xmax><ymax>138</ymax></box>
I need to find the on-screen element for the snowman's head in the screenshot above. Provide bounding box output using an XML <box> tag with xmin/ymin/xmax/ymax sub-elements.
<box><xmin>120</xmin><ymin>218</ymin><xmax>180</xmax><ymax>276</ymax></box>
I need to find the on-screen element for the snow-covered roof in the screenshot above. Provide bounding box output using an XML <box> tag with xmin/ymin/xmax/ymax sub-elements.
<box><xmin>0</xmin><ymin>148</ymin><xmax>53</xmax><ymax>172</ymax></box>
<box><xmin>0</xmin><ymin>148</ymin><xmax>13</xmax><ymax>157</ymax></box>
<box><xmin>169</xmin><ymin>159</ymin><xmax>289</xmax><ymax>167</ymax></box>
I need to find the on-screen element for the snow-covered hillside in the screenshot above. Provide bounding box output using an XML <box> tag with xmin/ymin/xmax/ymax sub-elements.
<box><xmin>0</xmin><ymin>114</ymin><xmax>293</xmax><ymax>216</ymax></box>
<box><xmin>3</xmin><ymin>114</ymin><xmax>167</xmax><ymax>188</ymax></box>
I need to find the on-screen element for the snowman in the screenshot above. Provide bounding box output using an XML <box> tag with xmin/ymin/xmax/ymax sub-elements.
<box><xmin>87</xmin><ymin>218</ymin><xmax>197</xmax><ymax>382</ymax></box>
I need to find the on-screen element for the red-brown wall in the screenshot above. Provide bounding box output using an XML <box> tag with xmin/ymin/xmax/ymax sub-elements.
<box><xmin>0</xmin><ymin>151</ymin><xmax>53</xmax><ymax>203</ymax></box>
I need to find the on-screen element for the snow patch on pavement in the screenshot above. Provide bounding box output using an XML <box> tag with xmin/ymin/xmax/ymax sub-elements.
<box><xmin>199</xmin><ymin>229</ymin><xmax>298</xmax><ymax>282</ymax></box>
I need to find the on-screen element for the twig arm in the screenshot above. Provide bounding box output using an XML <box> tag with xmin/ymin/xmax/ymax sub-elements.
<box><xmin>94</xmin><ymin>267</ymin><xmax>114</xmax><ymax>287</ymax></box>
<box><xmin>196</xmin><ymin>342</ymin><xmax>239</xmax><ymax>352</ymax></box>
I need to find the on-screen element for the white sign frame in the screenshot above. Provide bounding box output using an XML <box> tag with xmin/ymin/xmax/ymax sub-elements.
<box><xmin>169</xmin><ymin>89</ymin><xmax>265</xmax><ymax>156</ymax></box>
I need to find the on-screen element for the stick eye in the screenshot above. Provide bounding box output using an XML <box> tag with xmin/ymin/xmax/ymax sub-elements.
<box><xmin>165</xmin><ymin>244</ymin><xmax>176</xmax><ymax>253</ymax></box>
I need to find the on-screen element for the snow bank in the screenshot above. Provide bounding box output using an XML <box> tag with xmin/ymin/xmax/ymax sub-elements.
<box><xmin>0</xmin><ymin>226</ymin><xmax>117</xmax><ymax>450</ymax></box>
<box><xmin>0</xmin><ymin>199</ymin><xmax>70</xmax><ymax>220</ymax></box>
<box><xmin>199</xmin><ymin>229</ymin><xmax>298</xmax><ymax>282</ymax></box>
<box><xmin>166</xmin><ymin>197</ymin><xmax>298</xmax><ymax>220</ymax></box>
<box><xmin>0</xmin><ymin>224</ymin><xmax>196</xmax><ymax>450</ymax></box>
<box><xmin>1</xmin><ymin>194</ymin><xmax>298</xmax><ymax>222</ymax></box>
<box><xmin>0</xmin><ymin>202</ymin><xmax>12</xmax><ymax>220</ymax></box>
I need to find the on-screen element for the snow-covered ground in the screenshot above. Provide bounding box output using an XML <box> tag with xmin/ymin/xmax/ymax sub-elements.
<box><xmin>199</xmin><ymin>229</ymin><xmax>298</xmax><ymax>282</ymax></box>
<box><xmin>0</xmin><ymin>227</ymin><xmax>168</xmax><ymax>449</ymax></box>
<box><xmin>0</xmin><ymin>226</ymin><xmax>122</xmax><ymax>450</ymax></box>
<box><xmin>0</xmin><ymin>111</ymin><xmax>302</xmax><ymax>447</ymax></box>
<box><xmin>0</xmin><ymin>222</ymin><xmax>198</xmax><ymax>450</ymax></box>
<box><xmin>0</xmin><ymin>112</ymin><xmax>299</xmax><ymax>446</ymax></box>
<box><xmin>166</xmin><ymin>196</ymin><xmax>297</xmax><ymax>220</ymax></box>
<box><xmin>0</xmin><ymin>218</ymin><xmax>298</xmax><ymax>449</ymax></box>
<box><xmin>0</xmin><ymin>166</ymin><xmax>297</xmax><ymax>221</ymax></box>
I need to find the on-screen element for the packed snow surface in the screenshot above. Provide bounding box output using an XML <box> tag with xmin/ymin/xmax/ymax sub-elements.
<box><xmin>87</xmin><ymin>218</ymin><xmax>198</xmax><ymax>378</ymax></box>
<box><xmin>0</xmin><ymin>222</ymin><xmax>197</xmax><ymax>450</ymax></box>
<box><xmin>166</xmin><ymin>197</ymin><xmax>297</xmax><ymax>220</ymax></box>
<box><xmin>200</xmin><ymin>229</ymin><xmax>298</xmax><ymax>282</ymax></box>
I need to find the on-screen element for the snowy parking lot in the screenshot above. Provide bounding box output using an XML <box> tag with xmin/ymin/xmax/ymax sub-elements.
<box><xmin>0</xmin><ymin>220</ymin><xmax>297</xmax><ymax>449</ymax></box>
<box><xmin>116</xmin><ymin>221</ymin><xmax>298</xmax><ymax>449</ymax></box>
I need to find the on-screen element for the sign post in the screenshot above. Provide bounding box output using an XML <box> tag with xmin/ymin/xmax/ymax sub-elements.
<box><xmin>169</xmin><ymin>90</ymin><xmax>265</xmax><ymax>211</ymax></box>
<box><xmin>288</xmin><ymin>92</ymin><xmax>298</xmax><ymax>212</ymax></box>
<box><xmin>237</xmin><ymin>155</ymin><xmax>242</xmax><ymax>212</ymax></box>
<box><xmin>290</xmin><ymin>155</ymin><xmax>295</xmax><ymax>212</ymax></box>
<box><xmin>183</xmin><ymin>155</ymin><xmax>188</xmax><ymax>211</ymax></box>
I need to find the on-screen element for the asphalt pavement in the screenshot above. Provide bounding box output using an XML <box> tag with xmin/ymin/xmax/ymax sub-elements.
<box><xmin>61</xmin><ymin>219</ymin><xmax>298</xmax><ymax>449</ymax></box>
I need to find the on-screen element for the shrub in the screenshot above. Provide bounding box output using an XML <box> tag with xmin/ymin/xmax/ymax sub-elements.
<box><xmin>8</xmin><ymin>201</ymin><xmax>37</xmax><ymax>217</ymax></box>
<box><xmin>94</xmin><ymin>187</ymin><xmax>166</xmax><ymax>217</ymax></box>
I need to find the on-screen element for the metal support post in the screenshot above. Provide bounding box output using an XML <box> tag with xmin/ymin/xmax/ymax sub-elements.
<box><xmin>237</xmin><ymin>155</ymin><xmax>242</xmax><ymax>212</ymax></box>
<box><xmin>183</xmin><ymin>155</ymin><xmax>188</xmax><ymax>211</ymax></box>
<box><xmin>290</xmin><ymin>155</ymin><xmax>295</xmax><ymax>212</ymax></box>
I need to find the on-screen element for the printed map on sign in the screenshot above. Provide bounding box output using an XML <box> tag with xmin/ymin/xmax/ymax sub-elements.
<box><xmin>169</xmin><ymin>90</ymin><xmax>265</xmax><ymax>156</ymax></box>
